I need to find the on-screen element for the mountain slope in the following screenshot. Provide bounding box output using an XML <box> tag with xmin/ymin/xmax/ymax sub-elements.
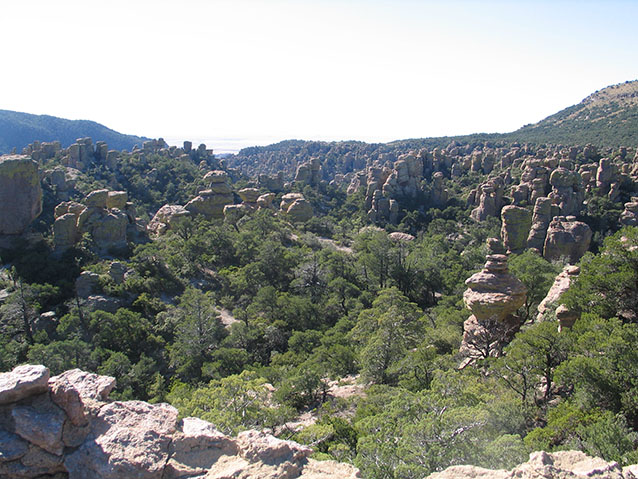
<box><xmin>0</xmin><ymin>109</ymin><xmax>148</xmax><ymax>154</ymax></box>
<box><xmin>505</xmin><ymin>80</ymin><xmax>638</xmax><ymax>147</ymax></box>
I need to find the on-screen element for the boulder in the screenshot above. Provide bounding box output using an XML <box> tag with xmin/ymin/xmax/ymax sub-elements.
<box><xmin>164</xmin><ymin>417</ymin><xmax>238</xmax><ymax>478</ymax></box>
<box><xmin>106</xmin><ymin>191</ymin><xmax>128</xmax><ymax>210</ymax></box>
<box><xmin>49</xmin><ymin>369</ymin><xmax>116</xmax><ymax>426</ymax></box>
<box><xmin>185</xmin><ymin>190</ymin><xmax>234</xmax><ymax>219</ymax></box>
<box><xmin>426</xmin><ymin>450</ymin><xmax>626</xmax><ymax>479</ymax></box>
<box><xmin>53</xmin><ymin>213</ymin><xmax>79</xmax><ymax>249</ymax></box>
<box><xmin>286</xmin><ymin>198</ymin><xmax>313</xmax><ymax>223</ymax></box>
<box><xmin>84</xmin><ymin>189</ymin><xmax>109</xmax><ymax>208</ymax></box>
<box><xmin>65</xmin><ymin>401</ymin><xmax>179</xmax><ymax>479</ymax></box>
<box><xmin>238</xmin><ymin>187</ymin><xmax>261</xmax><ymax>205</ymax></box>
<box><xmin>147</xmin><ymin>204</ymin><xmax>191</xmax><ymax>236</ymax></box>
<box><xmin>0</xmin><ymin>365</ymin><xmax>49</xmax><ymax>405</ymax></box>
<box><xmin>257</xmin><ymin>193</ymin><xmax>276</xmax><ymax>209</ymax></box>
<box><xmin>0</xmin><ymin>155</ymin><xmax>43</xmax><ymax>235</ymax></box>
<box><xmin>543</xmin><ymin>216</ymin><xmax>592</xmax><ymax>263</ymax></box>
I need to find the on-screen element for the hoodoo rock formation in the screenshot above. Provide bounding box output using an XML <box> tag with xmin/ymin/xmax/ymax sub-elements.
<box><xmin>0</xmin><ymin>155</ymin><xmax>43</xmax><ymax>237</ymax></box>
<box><xmin>0</xmin><ymin>365</ymin><xmax>360</xmax><ymax>479</ymax></box>
<box><xmin>53</xmin><ymin>189</ymin><xmax>136</xmax><ymax>251</ymax></box>
<box><xmin>185</xmin><ymin>171</ymin><xmax>234</xmax><ymax>219</ymax></box>
<box><xmin>537</xmin><ymin>265</ymin><xmax>581</xmax><ymax>329</ymax></box>
<box><xmin>461</xmin><ymin>252</ymin><xmax>527</xmax><ymax>359</ymax></box>
<box><xmin>543</xmin><ymin>216</ymin><xmax>592</xmax><ymax>263</ymax></box>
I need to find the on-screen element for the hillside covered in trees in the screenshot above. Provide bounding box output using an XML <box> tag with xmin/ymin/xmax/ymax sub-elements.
<box><xmin>2</xmin><ymin>81</ymin><xmax>638</xmax><ymax>478</ymax></box>
<box><xmin>0</xmin><ymin>109</ymin><xmax>148</xmax><ymax>154</ymax></box>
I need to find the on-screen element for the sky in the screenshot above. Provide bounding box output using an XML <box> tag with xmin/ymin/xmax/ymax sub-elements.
<box><xmin>1</xmin><ymin>0</ymin><xmax>637</xmax><ymax>150</ymax></box>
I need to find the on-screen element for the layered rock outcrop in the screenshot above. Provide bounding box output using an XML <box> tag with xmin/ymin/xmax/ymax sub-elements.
<box><xmin>461</xmin><ymin>253</ymin><xmax>527</xmax><ymax>359</ymax></box>
<box><xmin>0</xmin><ymin>155</ymin><xmax>43</xmax><ymax>236</ymax></box>
<box><xmin>53</xmin><ymin>189</ymin><xmax>135</xmax><ymax>251</ymax></box>
<box><xmin>185</xmin><ymin>171</ymin><xmax>234</xmax><ymax>219</ymax></box>
<box><xmin>281</xmin><ymin>193</ymin><xmax>313</xmax><ymax>223</ymax></box>
<box><xmin>426</xmin><ymin>450</ymin><xmax>636</xmax><ymax>479</ymax></box>
<box><xmin>0</xmin><ymin>365</ymin><xmax>360</xmax><ymax>479</ymax></box>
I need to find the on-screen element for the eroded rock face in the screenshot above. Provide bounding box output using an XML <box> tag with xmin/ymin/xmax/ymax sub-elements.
<box><xmin>0</xmin><ymin>365</ymin><xmax>360</xmax><ymax>478</ymax></box>
<box><xmin>543</xmin><ymin>216</ymin><xmax>592</xmax><ymax>263</ymax></box>
<box><xmin>537</xmin><ymin>265</ymin><xmax>580</xmax><ymax>323</ymax></box>
<box><xmin>147</xmin><ymin>204</ymin><xmax>191</xmax><ymax>236</ymax></box>
<box><xmin>0</xmin><ymin>155</ymin><xmax>43</xmax><ymax>235</ymax></box>
<box><xmin>501</xmin><ymin>205</ymin><xmax>532</xmax><ymax>254</ymax></box>
<box><xmin>463</xmin><ymin>254</ymin><xmax>527</xmax><ymax>323</ymax></box>
<box><xmin>53</xmin><ymin>189</ymin><xmax>134</xmax><ymax>251</ymax></box>
<box><xmin>461</xmin><ymin>254</ymin><xmax>527</xmax><ymax>360</ymax></box>
<box><xmin>281</xmin><ymin>193</ymin><xmax>313</xmax><ymax>223</ymax></box>
<box><xmin>426</xmin><ymin>450</ymin><xmax>629</xmax><ymax>479</ymax></box>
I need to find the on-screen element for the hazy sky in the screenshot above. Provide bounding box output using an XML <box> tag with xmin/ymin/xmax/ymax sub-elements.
<box><xmin>2</xmin><ymin>0</ymin><xmax>637</xmax><ymax>147</ymax></box>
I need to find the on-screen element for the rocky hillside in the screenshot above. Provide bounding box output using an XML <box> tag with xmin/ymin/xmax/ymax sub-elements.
<box><xmin>0</xmin><ymin>364</ymin><xmax>360</xmax><ymax>478</ymax></box>
<box><xmin>508</xmin><ymin>80</ymin><xmax>638</xmax><ymax>147</ymax></box>
<box><xmin>0</xmin><ymin>109</ymin><xmax>148</xmax><ymax>154</ymax></box>
<box><xmin>228</xmin><ymin>80</ymin><xmax>638</xmax><ymax>180</ymax></box>
<box><xmin>428</xmin><ymin>451</ymin><xmax>638</xmax><ymax>479</ymax></box>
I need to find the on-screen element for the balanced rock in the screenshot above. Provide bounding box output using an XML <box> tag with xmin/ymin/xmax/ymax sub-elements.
<box><xmin>0</xmin><ymin>155</ymin><xmax>43</xmax><ymax>235</ymax></box>
<box><xmin>463</xmin><ymin>254</ymin><xmax>527</xmax><ymax>322</ymax></box>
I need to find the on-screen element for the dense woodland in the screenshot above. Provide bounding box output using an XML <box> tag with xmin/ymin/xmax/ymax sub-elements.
<box><xmin>3</xmin><ymin>85</ymin><xmax>638</xmax><ymax>477</ymax></box>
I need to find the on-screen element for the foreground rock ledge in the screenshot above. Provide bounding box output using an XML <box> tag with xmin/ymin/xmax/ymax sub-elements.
<box><xmin>0</xmin><ymin>365</ymin><xmax>360</xmax><ymax>479</ymax></box>
<box><xmin>426</xmin><ymin>450</ymin><xmax>638</xmax><ymax>479</ymax></box>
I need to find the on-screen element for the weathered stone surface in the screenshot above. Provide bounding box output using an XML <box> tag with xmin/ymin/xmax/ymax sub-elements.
<box><xmin>185</xmin><ymin>191</ymin><xmax>234</xmax><ymax>219</ymax></box>
<box><xmin>257</xmin><ymin>193</ymin><xmax>276</xmax><ymax>209</ymax></box>
<box><xmin>426</xmin><ymin>450</ymin><xmax>626</xmax><ymax>479</ymax></box>
<box><xmin>84</xmin><ymin>189</ymin><xmax>109</xmax><ymax>208</ymax></box>
<box><xmin>500</xmin><ymin>205</ymin><xmax>532</xmax><ymax>254</ymax></box>
<box><xmin>147</xmin><ymin>204</ymin><xmax>191</xmax><ymax>236</ymax></box>
<box><xmin>543</xmin><ymin>216</ymin><xmax>592</xmax><ymax>263</ymax></box>
<box><xmin>106</xmin><ymin>191</ymin><xmax>128</xmax><ymax>209</ymax></box>
<box><xmin>537</xmin><ymin>265</ymin><xmax>580</xmax><ymax>322</ymax></box>
<box><xmin>238</xmin><ymin>187</ymin><xmax>261</xmax><ymax>204</ymax></box>
<box><xmin>12</xmin><ymin>406</ymin><xmax>64</xmax><ymax>455</ymax></box>
<box><xmin>286</xmin><ymin>198</ymin><xmax>313</xmax><ymax>223</ymax></box>
<box><xmin>0</xmin><ymin>155</ymin><xmax>43</xmax><ymax>235</ymax></box>
<box><xmin>75</xmin><ymin>271</ymin><xmax>100</xmax><ymax>299</ymax></box>
<box><xmin>164</xmin><ymin>417</ymin><xmax>238</xmax><ymax>478</ymax></box>
<box><xmin>0</xmin><ymin>365</ymin><xmax>49</xmax><ymax>405</ymax></box>
<box><xmin>463</xmin><ymin>254</ymin><xmax>527</xmax><ymax>322</ymax></box>
<box><xmin>0</xmin><ymin>430</ymin><xmax>29</xmax><ymax>462</ymax></box>
<box><xmin>77</xmin><ymin>207</ymin><xmax>128</xmax><ymax>249</ymax></box>
<box><xmin>65</xmin><ymin>401</ymin><xmax>178</xmax><ymax>479</ymax></box>
<box><xmin>0</xmin><ymin>365</ymin><xmax>358</xmax><ymax>478</ymax></box>
<box><xmin>53</xmin><ymin>212</ymin><xmax>79</xmax><ymax>249</ymax></box>
<box><xmin>203</xmin><ymin>170</ymin><xmax>229</xmax><ymax>184</ymax></box>
<box><xmin>49</xmin><ymin>369</ymin><xmax>116</xmax><ymax>426</ymax></box>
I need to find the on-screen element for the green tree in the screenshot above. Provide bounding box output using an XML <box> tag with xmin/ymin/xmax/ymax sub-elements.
<box><xmin>351</xmin><ymin>288</ymin><xmax>424</xmax><ymax>384</ymax></box>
